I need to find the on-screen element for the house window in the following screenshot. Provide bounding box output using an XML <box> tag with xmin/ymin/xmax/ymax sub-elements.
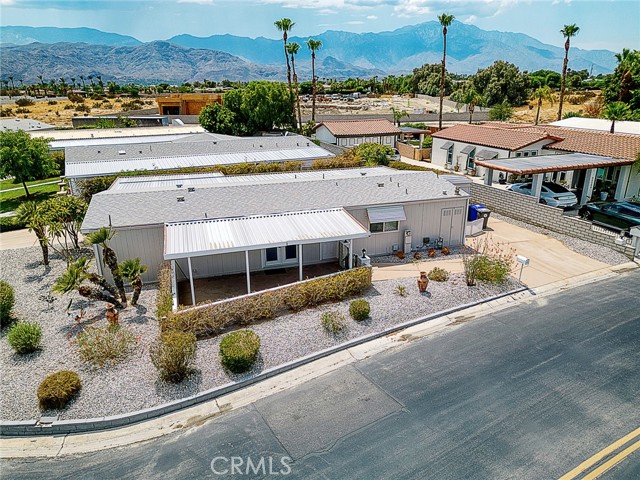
<box><xmin>265</xmin><ymin>247</ymin><xmax>278</xmax><ymax>263</ymax></box>
<box><xmin>385</xmin><ymin>137</ymin><xmax>392</xmax><ymax>144</ymax></box>
<box><xmin>349</xmin><ymin>138</ymin><xmax>354</xmax><ymax>146</ymax></box>
<box><xmin>285</xmin><ymin>245</ymin><xmax>297</xmax><ymax>260</ymax></box>
<box><xmin>263</xmin><ymin>246</ymin><xmax>298</xmax><ymax>266</ymax></box>
<box><xmin>523</xmin><ymin>151</ymin><xmax>529</xmax><ymax>157</ymax></box>
<box><xmin>515</xmin><ymin>152</ymin><xmax>522</xmax><ymax>157</ymax></box>
<box><xmin>467</xmin><ymin>148</ymin><xmax>476</xmax><ymax>170</ymax></box>
<box><xmin>530</xmin><ymin>151</ymin><xmax>537</xmax><ymax>156</ymax></box>
<box><xmin>370</xmin><ymin>221</ymin><xmax>399</xmax><ymax>233</ymax></box>
<box><xmin>446</xmin><ymin>146</ymin><xmax>453</xmax><ymax>165</ymax></box>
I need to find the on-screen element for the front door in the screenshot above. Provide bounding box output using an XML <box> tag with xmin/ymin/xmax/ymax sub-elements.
<box><xmin>439</xmin><ymin>207</ymin><xmax>464</xmax><ymax>246</ymax></box>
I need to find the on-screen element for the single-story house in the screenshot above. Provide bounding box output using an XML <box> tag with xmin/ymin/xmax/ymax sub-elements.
<box><xmin>1</xmin><ymin>118</ymin><xmax>56</xmax><ymax>132</ymax></box>
<box><xmin>71</xmin><ymin>116</ymin><xmax>170</xmax><ymax>128</ymax></box>
<box><xmin>64</xmin><ymin>134</ymin><xmax>334</xmax><ymax>194</ymax></box>
<box><xmin>314</xmin><ymin>119</ymin><xmax>401</xmax><ymax>148</ymax></box>
<box><xmin>81</xmin><ymin>167</ymin><xmax>469</xmax><ymax>305</ymax></box>
<box><xmin>549</xmin><ymin>118</ymin><xmax>640</xmax><ymax>136</ymax></box>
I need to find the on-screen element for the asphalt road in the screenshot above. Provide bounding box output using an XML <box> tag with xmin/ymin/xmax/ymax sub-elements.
<box><xmin>3</xmin><ymin>271</ymin><xmax>639</xmax><ymax>479</ymax></box>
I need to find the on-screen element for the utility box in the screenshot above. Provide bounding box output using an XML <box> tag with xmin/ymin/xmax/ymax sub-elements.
<box><xmin>404</xmin><ymin>229</ymin><xmax>412</xmax><ymax>254</ymax></box>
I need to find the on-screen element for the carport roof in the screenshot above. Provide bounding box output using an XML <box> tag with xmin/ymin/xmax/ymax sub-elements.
<box><xmin>474</xmin><ymin>153</ymin><xmax>633</xmax><ymax>175</ymax></box>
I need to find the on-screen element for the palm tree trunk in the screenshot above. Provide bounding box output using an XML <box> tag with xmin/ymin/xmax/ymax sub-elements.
<box><xmin>283</xmin><ymin>37</ymin><xmax>296</xmax><ymax>128</ymax></box>
<box><xmin>468</xmin><ymin>104</ymin><xmax>474</xmax><ymax>124</ymax></box>
<box><xmin>103</xmin><ymin>247</ymin><xmax>127</xmax><ymax>306</ymax></box>
<box><xmin>38</xmin><ymin>237</ymin><xmax>49</xmax><ymax>266</ymax></box>
<box><xmin>86</xmin><ymin>273</ymin><xmax>121</xmax><ymax>303</ymax></box>
<box><xmin>131</xmin><ymin>278</ymin><xmax>143</xmax><ymax>306</ymax></box>
<box><xmin>439</xmin><ymin>30</ymin><xmax>448</xmax><ymax>130</ymax></box>
<box><xmin>311</xmin><ymin>53</ymin><xmax>317</xmax><ymax>122</ymax></box>
<box><xmin>535</xmin><ymin>97</ymin><xmax>542</xmax><ymax>125</ymax></box>
<box><xmin>78</xmin><ymin>285</ymin><xmax>119</xmax><ymax>305</ymax></box>
<box><xmin>557</xmin><ymin>39</ymin><xmax>570</xmax><ymax>121</ymax></box>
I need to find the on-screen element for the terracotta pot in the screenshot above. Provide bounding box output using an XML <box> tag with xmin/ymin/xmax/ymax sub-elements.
<box><xmin>417</xmin><ymin>272</ymin><xmax>429</xmax><ymax>293</ymax></box>
<box><xmin>105</xmin><ymin>303</ymin><xmax>119</xmax><ymax>329</ymax></box>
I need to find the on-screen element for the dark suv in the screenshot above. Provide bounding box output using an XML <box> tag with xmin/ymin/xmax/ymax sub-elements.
<box><xmin>578</xmin><ymin>201</ymin><xmax>640</xmax><ymax>231</ymax></box>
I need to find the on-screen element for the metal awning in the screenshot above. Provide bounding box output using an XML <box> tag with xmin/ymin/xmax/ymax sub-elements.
<box><xmin>366</xmin><ymin>205</ymin><xmax>407</xmax><ymax>223</ymax></box>
<box><xmin>460</xmin><ymin>145</ymin><xmax>476</xmax><ymax>155</ymax></box>
<box><xmin>440</xmin><ymin>141</ymin><xmax>454</xmax><ymax>150</ymax></box>
<box><xmin>474</xmin><ymin>153</ymin><xmax>633</xmax><ymax>174</ymax></box>
<box><xmin>164</xmin><ymin>208</ymin><xmax>370</xmax><ymax>259</ymax></box>
<box><xmin>476</xmin><ymin>149</ymin><xmax>499</xmax><ymax>159</ymax></box>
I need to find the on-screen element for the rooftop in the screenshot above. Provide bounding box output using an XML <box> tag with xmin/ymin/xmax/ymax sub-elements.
<box><xmin>1</xmin><ymin>118</ymin><xmax>55</xmax><ymax>132</ymax></box>
<box><xmin>317</xmin><ymin>119</ymin><xmax>401</xmax><ymax>137</ymax></box>
<box><xmin>81</xmin><ymin>169</ymin><xmax>467</xmax><ymax>231</ymax></box>
<box><xmin>474</xmin><ymin>152</ymin><xmax>634</xmax><ymax>174</ymax></box>
<box><xmin>549</xmin><ymin>118</ymin><xmax>640</xmax><ymax>136</ymax></box>
<box><xmin>29</xmin><ymin>125</ymin><xmax>205</xmax><ymax>141</ymax></box>
<box><xmin>432</xmin><ymin>124</ymin><xmax>557</xmax><ymax>151</ymax></box>
<box><xmin>540</xmin><ymin>126</ymin><xmax>640</xmax><ymax>160</ymax></box>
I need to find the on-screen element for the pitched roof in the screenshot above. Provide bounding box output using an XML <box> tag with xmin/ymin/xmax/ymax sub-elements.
<box><xmin>431</xmin><ymin>124</ymin><xmax>558</xmax><ymax>151</ymax></box>
<box><xmin>317</xmin><ymin>119</ymin><xmax>401</xmax><ymax>137</ymax></box>
<box><xmin>540</xmin><ymin>126</ymin><xmax>640</xmax><ymax>160</ymax></box>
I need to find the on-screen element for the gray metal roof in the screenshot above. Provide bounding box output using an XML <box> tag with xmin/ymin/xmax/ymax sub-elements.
<box><xmin>1</xmin><ymin>118</ymin><xmax>55</xmax><ymax>132</ymax></box>
<box><xmin>81</xmin><ymin>170</ymin><xmax>468</xmax><ymax>231</ymax></box>
<box><xmin>109</xmin><ymin>167</ymin><xmax>395</xmax><ymax>192</ymax></box>
<box><xmin>164</xmin><ymin>208</ymin><xmax>370</xmax><ymax>259</ymax></box>
<box><xmin>49</xmin><ymin>133</ymin><xmax>195</xmax><ymax>150</ymax></box>
<box><xmin>476</xmin><ymin>149</ymin><xmax>499</xmax><ymax>159</ymax></box>
<box><xmin>474</xmin><ymin>152</ymin><xmax>631</xmax><ymax>174</ymax></box>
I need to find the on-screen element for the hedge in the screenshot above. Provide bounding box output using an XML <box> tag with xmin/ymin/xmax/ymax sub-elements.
<box><xmin>0</xmin><ymin>216</ymin><xmax>26</xmax><ymax>233</ymax></box>
<box><xmin>156</xmin><ymin>262</ymin><xmax>174</xmax><ymax>320</ymax></box>
<box><xmin>162</xmin><ymin>267</ymin><xmax>372</xmax><ymax>338</ymax></box>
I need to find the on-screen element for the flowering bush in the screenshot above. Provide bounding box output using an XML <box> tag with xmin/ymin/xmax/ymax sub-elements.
<box><xmin>74</xmin><ymin>325</ymin><xmax>137</xmax><ymax>368</ymax></box>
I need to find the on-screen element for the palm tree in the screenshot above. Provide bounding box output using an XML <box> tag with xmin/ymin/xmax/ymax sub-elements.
<box><xmin>37</xmin><ymin>75</ymin><xmax>46</xmax><ymax>97</ymax></box>
<box><xmin>287</xmin><ymin>42</ymin><xmax>303</xmax><ymax>130</ymax></box>
<box><xmin>86</xmin><ymin>227</ymin><xmax>127</xmax><ymax>306</ymax></box>
<box><xmin>603</xmin><ymin>101</ymin><xmax>631</xmax><ymax>133</ymax></box>
<box><xmin>305</xmin><ymin>38</ymin><xmax>322</xmax><ymax>122</ymax></box>
<box><xmin>53</xmin><ymin>257</ymin><xmax>121</xmax><ymax>306</ymax></box>
<box><xmin>438</xmin><ymin>13</ymin><xmax>455</xmax><ymax>130</ymax></box>
<box><xmin>557</xmin><ymin>24</ymin><xmax>580</xmax><ymax>121</ymax></box>
<box><xmin>120</xmin><ymin>258</ymin><xmax>148</xmax><ymax>306</ymax></box>
<box><xmin>532</xmin><ymin>85</ymin><xmax>554</xmax><ymax>125</ymax></box>
<box><xmin>452</xmin><ymin>84</ymin><xmax>484</xmax><ymax>124</ymax></box>
<box><xmin>275</xmin><ymin>18</ymin><xmax>296</xmax><ymax>126</ymax></box>
<box><xmin>16</xmin><ymin>202</ymin><xmax>49</xmax><ymax>265</ymax></box>
<box><xmin>391</xmin><ymin>107</ymin><xmax>409</xmax><ymax>126</ymax></box>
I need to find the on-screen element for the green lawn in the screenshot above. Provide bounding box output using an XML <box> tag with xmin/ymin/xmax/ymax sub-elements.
<box><xmin>0</xmin><ymin>176</ymin><xmax>60</xmax><ymax>191</ymax></box>
<box><xmin>0</xmin><ymin>182</ymin><xmax>60</xmax><ymax>213</ymax></box>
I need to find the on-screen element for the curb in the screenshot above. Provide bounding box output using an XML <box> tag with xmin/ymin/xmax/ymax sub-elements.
<box><xmin>0</xmin><ymin>286</ymin><xmax>528</xmax><ymax>437</ymax></box>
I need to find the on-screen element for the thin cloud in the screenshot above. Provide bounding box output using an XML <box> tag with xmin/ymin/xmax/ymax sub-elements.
<box><xmin>367</xmin><ymin>14</ymin><xmax>378</xmax><ymax>19</ymax></box>
<box><xmin>346</xmin><ymin>20</ymin><xmax>365</xmax><ymax>24</ymax></box>
<box><xmin>0</xmin><ymin>0</ymin><xmax>16</xmax><ymax>5</ymax></box>
<box><xmin>177</xmin><ymin>0</ymin><xmax>215</xmax><ymax>4</ymax></box>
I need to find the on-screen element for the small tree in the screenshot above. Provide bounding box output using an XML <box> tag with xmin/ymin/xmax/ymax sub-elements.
<box><xmin>488</xmin><ymin>101</ymin><xmax>513</xmax><ymax>121</ymax></box>
<box><xmin>16</xmin><ymin>201</ymin><xmax>49</xmax><ymax>265</ymax></box>
<box><xmin>86</xmin><ymin>227</ymin><xmax>127</xmax><ymax>306</ymax></box>
<box><xmin>0</xmin><ymin>131</ymin><xmax>58</xmax><ymax>198</ymax></box>
<box><xmin>53</xmin><ymin>257</ymin><xmax>122</xmax><ymax>306</ymax></box>
<box><xmin>198</xmin><ymin>103</ymin><xmax>237</xmax><ymax>135</ymax></box>
<box><xmin>391</xmin><ymin>107</ymin><xmax>409</xmax><ymax>126</ymax></box>
<box><xmin>120</xmin><ymin>258</ymin><xmax>147</xmax><ymax>306</ymax></box>
<box><xmin>44</xmin><ymin>196</ymin><xmax>88</xmax><ymax>261</ymax></box>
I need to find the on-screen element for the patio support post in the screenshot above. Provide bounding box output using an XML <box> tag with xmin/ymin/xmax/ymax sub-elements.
<box><xmin>187</xmin><ymin>256</ymin><xmax>196</xmax><ymax>306</ymax></box>
<box><xmin>92</xmin><ymin>244</ymin><xmax>103</xmax><ymax>276</ymax></box>
<box><xmin>484</xmin><ymin>168</ymin><xmax>494</xmax><ymax>185</ymax></box>
<box><xmin>614</xmin><ymin>165</ymin><xmax>631</xmax><ymax>201</ymax></box>
<box><xmin>531</xmin><ymin>173</ymin><xmax>544</xmax><ymax>201</ymax></box>
<box><xmin>170</xmin><ymin>260</ymin><xmax>178</xmax><ymax>311</ymax></box>
<box><xmin>348</xmin><ymin>239</ymin><xmax>353</xmax><ymax>269</ymax></box>
<box><xmin>245</xmin><ymin>250</ymin><xmax>251</xmax><ymax>294</ymax></box>
<box><xmin>580</xmin><ymin>168</ymin><xmax>597</xmax><ymax>205</ymax></box>
<box><xmin>298</xmin><ymin>244</ymin><xmax>303</xmax><ymax>281</ymax></box>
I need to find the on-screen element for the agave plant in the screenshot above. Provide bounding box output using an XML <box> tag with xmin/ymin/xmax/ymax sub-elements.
<box><xmin>53</xmin><ymin>257</ymin><xmax>121</xmax><ymax>306</ymax></box>
<box><xmin>86</xmin><ymin>227</ymin><xmax>127</xmax><ymax>306</ymax></box>
<box><xmin>119</xmin><ymin>258</ymin><xmax>148</xmax><ymax>306</ymax></box>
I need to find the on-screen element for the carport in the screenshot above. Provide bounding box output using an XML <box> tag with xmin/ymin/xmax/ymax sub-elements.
<box><xmin>475</xmin><ymin>153</ymin><xmax>635</xmax><ymax>205</ymax></box>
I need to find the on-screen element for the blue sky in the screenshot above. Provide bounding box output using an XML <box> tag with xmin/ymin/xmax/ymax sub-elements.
<box><xmin>1</xmin><ymin>0</ymin><xmax>638</xmax><ymax>52</ymax></box>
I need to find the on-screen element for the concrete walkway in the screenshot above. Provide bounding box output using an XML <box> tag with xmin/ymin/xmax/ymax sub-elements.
<box><xmin>0</xmin><ymin>229</ymin><xmax>39</xmax><ymax>250</ymax></box>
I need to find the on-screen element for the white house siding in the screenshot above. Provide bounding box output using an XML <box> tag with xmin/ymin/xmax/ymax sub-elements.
<box><xmin>314</xmin><ymin>126</ymin><xmax>337</xmax><ymax>144</ymax></box>
<box><xmin>336</xmin><ymin>135</ymin><xmax>397</xmax><ymax>147</ymax></box>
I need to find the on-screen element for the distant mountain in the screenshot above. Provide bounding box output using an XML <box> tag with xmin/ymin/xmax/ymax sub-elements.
<box><xmin>168</xmin><ymin>21</ymin><xmax>617</xmax><ymax>75</ymax></box>
<box><xmin>0</xmin><ymin>26</ymin><xmax>142</xmax><ymax>46</ymax></box>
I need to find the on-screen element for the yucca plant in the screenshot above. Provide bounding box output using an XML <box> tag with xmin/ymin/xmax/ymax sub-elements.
<box><xmin>120</xmin><ymin>258</ymin><xmax>148</xmax><ymax>306</ymax></box>
<box><xmin>86</xmin><ymin>227</ymin><xmax>127</xmax><ymax>306</ymax></box>
<box><xmin>53</xmin><ymin>257</ymin><xmax>121</xmax><ymax>306</ymax></box>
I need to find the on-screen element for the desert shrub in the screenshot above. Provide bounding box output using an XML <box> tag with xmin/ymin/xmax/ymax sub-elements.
<box><xmin>75</xmin><ymin>325</ymin><xmax>136</xmax><ymax>367</ymax></box>
<box><xmin>388</xmin><ymin>161</ymin><xmax>441</xmax><ymax>174</ymax></box>
<box><xmin>37</xmin><ymin>370</ymin><xmax>81</xmax><ymax>410</ymax></box>
<box><xmin>63</xmin><ymin>104</ymin><xmax>75</xmax><ymax>110</ymax></box>
<box><xmin>76</xmin><ymin>175</ymin><xmax>116</xmax><ymax>202</ymax></box>
<box><xmin>47</xmin><ymin>100</ymin><xmax>58</xmax><ymax>105</ymax></box>
<box><xmin>427</xmin><ymin>267</ymin><xmax>449</xmax><ymax>282</ymax></box>
<box><xmin>67</xmin><ymin>92</ymin><xmax>84</xmax><ymax>103</ymax></box>
<box><xmin>75</xmin><ymin>104</ymin><xmax>91</xmax><ymax>113</ymax></box>
<box><xmin>219</xmin><ymin>330</ymin><xmax>260</xmax><ymax>373</ymax></box>
<box><xmin>156</xmin><ymin>262</ymin><xmax>174</xmax><ymax>319</ymax></box>
<box><xmin>349</xmin><ymin>299</ymin><xmax>370</xmax><ymax>321</ymax></box>
<box><xmin>121</xmin><ymin>100</ymin><xmax>142</xmax><ymax>111</ymax></box>
<box><xmin>311</xmin><ymin>156</ymin><xmax>362</xmax><ymax>170</ymax></box>
<box><xmin>0</xmin><ymin>107</ymin><xmax>14</xmax><ymax>117</ymax></box>
<box><xmin>15</xmin><ymin>98</ymin><xmax>35</xmax><ymax>107</ymax></box>
<box><xmin>472</xmin><ymin>256</ymin><xmax>512</xmax><ymax>283</ymax></box>
<box><xmin>150</xmin><ymin>331</ymin><xmax>197</xmax><ymax>383</ymax></box>
<box><xmin>15</xmin><ymin>108</ymin><xmax>30</xmax><ymax>114</ymax></box>
<box><xmin>0</xmin><ymin>280</ymin><xmax>15</xmax><ymax>325</ymax></box>
<box><xmin>321</xmin><ymin>311</ymin><xmax>345</xmax><ymax>333</ymax></box>
<box><xmin>395</xmin><ymin>285</ymin><xmax>407</xmax><ymax>297</ymax></box>
<box><xmin>463</xmin><ymin>238</ymin><xmax>515</xmax><ymax>286</ymax></box>
<box><xmin>7</xmin><ymin>322</ymin><xmax>42</xmax><ymax>353</ymax></box>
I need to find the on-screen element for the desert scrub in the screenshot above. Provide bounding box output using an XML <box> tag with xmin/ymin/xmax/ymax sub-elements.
<box><xmin>0</xmin><ymin>280</ymin><xmax>15</xmax><ymax>326</ymax></box>
<box><xmin>219</xmin><ymin>330</ymin><xmax>261</xmax><ymax>373</ymax></box>
<box><xmin>150</xmin><ymin>331</ymin><xmax>197</xmax><ymax>383</ymax></box>
<box><xmin>75</xmin><ymin>325</ymin><xmax>137</xmax><ymax>368</ymax></box>
<box><xmin>349</xmin><ymin>299</ymin><xmax>370</xmax><ymax>321</ymax></box>
<box><xmin>7</xmin><ymin>322</ymin><xmax>42</xmax><ymax>354</ymax></box>
<box><xmin>37</xmin><ymin>370</ymin><xmax>81</xmax><ymax>410</ymax></box>
<box><xmin>427</xmin><ymin>267</ymin><xmax>450</xmax><ymax>282</ymax></box>
<box><xmin>395</xmin><ymin>285</ymin><xmax>408</xmax><ymax>297</ymax></box>
<box><xmin>321</xmin><ymin>311</ymin><xmax>346</xmax><ymax>334</ymax></box>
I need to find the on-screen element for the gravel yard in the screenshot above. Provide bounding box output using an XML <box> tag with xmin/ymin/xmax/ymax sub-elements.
<box><xmin>1</xmin><ymin>246</ymin><xmax>520</xmax><ymax>422</ymax></box>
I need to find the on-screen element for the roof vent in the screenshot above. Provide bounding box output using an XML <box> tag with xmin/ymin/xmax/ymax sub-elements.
<box><xmin>360</xmin><ymin>172</ymin><xmax>367</xmax><ymax>176</ymax></box>
<box><xmin>377</xmin><ymin>183</ymin><xmax>384</xmax><ymax>187</ymax></box>
<box><xmin>443</xmin><ymin>190</ymin><xmax>448</xmax><ymax>195</ymax></box>
<box><xmin>187</xmin><ymin>187</ymin><xmax>195</xmax><ymax>192</ymax></box>
<box><xmin>97</xmin><ymin>150</ymin><xmax>101</xmax><ymax>154</ymax></box>
<box><xmin>455</xmin><ymin>186</ymin><xmax>461</xmax><ymax>195</ymax></box>
<box><xmin>176</xmin><ymin>183</ymin><xmax>183</xmax><ymax>188</ymax></box>
<box><xmin>118</xmin><ymin>150</ymin><xmax>126</xmax><ymax>155</ymax></box>
<box><xmin>177</xmin><ymin>196</ymin><xmax>185</xmax><ymax>202</ymax></box>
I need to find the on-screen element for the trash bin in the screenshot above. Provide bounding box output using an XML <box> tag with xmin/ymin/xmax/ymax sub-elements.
<box><xmin>476</xmin><ymin>207</ymin><xmax>491</xmax><ymax>229</ymax></box>
<box><xmin>468</xmin><ymin>203</ymin><xmax>484</xmax><ymax>221</ymax></box>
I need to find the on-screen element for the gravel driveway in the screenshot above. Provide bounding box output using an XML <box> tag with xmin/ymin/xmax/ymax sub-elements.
<box><xmin>1</xmin><ymin>247</ymin><xmax>520</xmax><ymax>422</ymax></box>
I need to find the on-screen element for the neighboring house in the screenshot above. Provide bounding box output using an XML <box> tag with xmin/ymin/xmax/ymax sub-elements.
<box><xmin>314</xmin><ymin>119</ymin><xmax>401</xmax><ymax>148</ymax></box>
<box><xmin>81</xmin><ymin>167</ymin><xmax>469</xmax><ymax>295</ymax></box>
<box><xmin>0</xmin><ymin>118</ymin><xmax>55</xmax><ymax>132</ymax></box>
<box><xmin>549</xmin><ymin>118</ymin><xmax>640</xmax><ymax>136</ymax></box>
<box><xmin>157</xmin><ymin>93</ymin><xmax>223</xmax><ymax>116</ymax></box>
<box><xmin>64</xmin><ymin>134</ymin><xmax>334</xmax><ymax>193</ymax></box>
<box><xmin>71</xmin><ymin>115</ymin><xmax>170</xmax><ymax>128</ymax></box>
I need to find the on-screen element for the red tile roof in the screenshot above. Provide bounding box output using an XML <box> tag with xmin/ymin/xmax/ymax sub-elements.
<box><xmin>540</xmin><ymin>126</ymin><xmax>640</xmax><ymax>160</ymax></box>
<box><xmin>431</xmin><ymin>124</ymin><xmax>558</xmax><ymax>151</ymax></box>
<box><xmin>318</xmin><ymin>119</ymin><xmax>401</xmax><ymax>137</ymax></box>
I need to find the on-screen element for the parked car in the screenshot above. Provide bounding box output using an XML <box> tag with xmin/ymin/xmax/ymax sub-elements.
<box><xmin>506</xmin><ymin>181</ymin><xmax>577</xmax><ymax>208</ymax></box>
<box><xmin>387</xmin><ymin>148</ymin><xmax>401</xmax><ymax>161</ymax></box>
<box><xmin>578</xmin><ymin>201</ymin><xmax>640</xmax><ymax>231</ymax></box>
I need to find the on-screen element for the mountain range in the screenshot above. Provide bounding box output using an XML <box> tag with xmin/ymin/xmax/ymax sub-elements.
<box><xmin>0</xmin><ymin>23</ymin><xmax>618</xmax><ymax>84</ymax></box>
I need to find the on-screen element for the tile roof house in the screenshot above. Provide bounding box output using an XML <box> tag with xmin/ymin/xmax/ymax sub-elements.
<box><xmin>314</xmin><ymin>119</ymin><xmax>401</xmax><ymax>148</ymax></box>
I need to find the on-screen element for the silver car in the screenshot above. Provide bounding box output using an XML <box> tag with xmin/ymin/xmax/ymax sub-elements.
<box><xmin>507</xmin><ymin>181</ymin><xmax>577</xmax><ymax>208</ymax></box>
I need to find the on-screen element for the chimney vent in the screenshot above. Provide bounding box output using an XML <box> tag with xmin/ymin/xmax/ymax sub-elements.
<box><xmin>177</xmin><ymin>196</ymin><xmax>185</xmax><ymax>202</ymax></box>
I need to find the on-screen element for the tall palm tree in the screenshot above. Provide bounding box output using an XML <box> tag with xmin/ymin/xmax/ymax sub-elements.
<box><xmin>120</xmin><ymin>258</ymin><xmax>148</xmax><ymax>306</ymax></box>
<box><xmin>53</xmin><ymin>257</ymin><xmax>121</xmax><ymax>306</ymax></box>
<box><xmin>438</xmin><ymin>13</ymin><xmax>455</xmax><ymax>130</ymax></box>
<box><xmin>86</xmin><ymin>227</ymin><xmax>127</xmax><ymax>306</ymax></box>
<box><xmin>16</xmin><ymin>202</ymin><xmax>49</xmax><ymax>265</ymax></box>
<box><xmin>532</xmin><ymin>85</ymin><xmax>554</xmax><ymax>125</ymax></box>
<box><xmin>286</xmin><ymin>42</ymin><xmax>303</xmax><ymax>130</ymax></box>
<box><xmin>275</xmin><ymin>18</ymin><xmax>296</xmax><ymax>126</ymax></box>
<box><xmin>37</xmin><ymin>74</ymin><xmax>46</xmax><ymax>96</ymax></box>
<box><xmin>305</xmin><ymin>38</ymin><xmax>322</xmax><ymax>122</ymax></box>
<box><xmin>557</xmin><ymin>24</ymin><xmax>580</xmax><ymax>120</ymax></box>
<box><xmin>603</xmin><ymin>102</ymin><xmax>631</xmax><ymax>133</ymax></box>
<box><xmin>79</xmin><ymin>75</ymin><xmax>86</xmax><ymax>91</ymax></box>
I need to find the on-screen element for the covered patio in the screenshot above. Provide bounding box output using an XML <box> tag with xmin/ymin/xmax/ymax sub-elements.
<box><xmin>475</xmin><ymin>153</ymin><xmax>636</xmax><ymax>205</ymax></box>
<box><xmin>164</xmin><ymin>208</ymin><xmax>370</xmax><ymax>309</ymax></box>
